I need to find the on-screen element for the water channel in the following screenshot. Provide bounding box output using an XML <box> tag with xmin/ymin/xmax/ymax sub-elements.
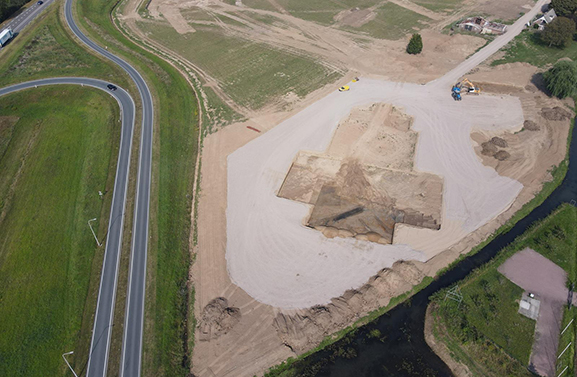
<box><xmin>290</xmin><ymin>122</ymin><xmax>577</xmax><ymax>376</ymax></box>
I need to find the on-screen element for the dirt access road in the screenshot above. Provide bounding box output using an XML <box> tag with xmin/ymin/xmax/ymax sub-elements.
<box><xmin>226</xmin><ymin>0</ymin><xmax>547</xmax><ymax>309</ymax></box>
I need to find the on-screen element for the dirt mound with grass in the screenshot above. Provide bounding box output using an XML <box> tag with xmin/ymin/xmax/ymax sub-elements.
<box><xmin>541</xmin><ymin>107</ymin><xmax>572</xmax><ymax>121</ymax></box>
<box><xmin>524</xmin><ymin>120</ymin><xmax>540</xmax><ymax>131</ymax></box>
<box><xmin>197</xmin><ymin>297</ymin><xmax>241</xmax><ymax>341</ymax></box>
<box><xmin>274</xmin><ymin>261</ymin><xmax>425</xmax><ymax>353</ymax></box>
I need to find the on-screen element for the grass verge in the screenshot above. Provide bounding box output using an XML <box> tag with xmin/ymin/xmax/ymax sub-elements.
<box><xmin>72</xmin><ymin>0</ymin><xmax>200</xmax><ymax>375</ymax></box>
<box><xmin>0</xmin><ymin>86</ymin><xmax>120</xmax><ymax>377</ymax></box>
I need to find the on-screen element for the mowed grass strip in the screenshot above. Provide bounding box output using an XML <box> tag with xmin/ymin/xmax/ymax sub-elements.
<box><xmin>138</xmin><ymin>20</ymin><xmax>342</xmax><ymax>109</ymax></box>
<box><xmin>0</xmin><ymin>86</ymin><xmax>120</xmax><ymax>377</ymax></box>
<box><xmin>432</xmin><ymin>204</ymin><xmax>577</xmax><ymax>376</ymax></box>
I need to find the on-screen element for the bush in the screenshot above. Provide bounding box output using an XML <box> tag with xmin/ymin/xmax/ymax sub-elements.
<box><xmin>406</xmin><ymin>33</ymin><xmax>423</xmax><ymax>55</ymax></box>
<box><xmin>543</xmin><ymin>60</ymin><xmax>577</xmax><ymax>98</ymax></box>
<box><xmin>550</xmin><ymin>0</ymin><xmax>577</xmax><ymax>17</ymax></box>
<box><xmin>541</xmin><ymin>17</ymin><xmax>576</xmax><ymax>48</ymax></box>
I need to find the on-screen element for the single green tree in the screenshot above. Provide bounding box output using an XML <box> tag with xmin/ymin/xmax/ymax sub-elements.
<box><xmin>543</xmin><ymin>60</ymin><xmax>577</xmax><ymax>98</ymax></box>
<box><xmin>406</xmin><ymin>33</ymin><xmax>423</xmax><ymax>54</ymax></box>
<box><xmin>541</xmin><ymin>17</ymin><xmax>576</xmax><ymax>48</ymax></box>
<box><xmin>550</xmin><ymin>0</ymin><xmax>577</xmax><ymax>17</ymax></box>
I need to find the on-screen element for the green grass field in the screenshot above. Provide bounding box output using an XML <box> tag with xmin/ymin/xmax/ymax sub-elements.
<box><xmin>432</xmin><ymin>204</ymin><xmax>577</xmax><ymax>376</ymax></box>
<box><xmin>492</xmin><ymin>30</ymin><xmax>577</xmax><ymax>67</ymax></box>
<box><xmin>0</xmin><ymin>86</ymin><xmax>120</xmax><ymax>377</ymax></box>
<box><xmin>0</xmin><ymin>5</ymin><xmax>128</xmax><ymax>89</ymax></box>
<box><xmin>413</xmin><ymin>0</ymin><xmax>462</xmax><ymax>13</ymax></box>
<box><xmin>350</xmin><ymin>2</ymin><xmax>430</xmax><ymax>40</ymax></box>
<box><xmin>137</xmin><ymin>20</ymin><xmax>342</xmax><ymax>109</ymax></box>
<box><xmin>75</xmin><ymin>0</ymin><xmax>201</xmax><ymax>374</ymax></box>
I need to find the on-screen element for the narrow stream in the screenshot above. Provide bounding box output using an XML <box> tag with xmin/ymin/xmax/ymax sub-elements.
<box><xmin>291</xmin><ymin>122</ymin><xmax>577</xmax><ymax>376</ymax></box>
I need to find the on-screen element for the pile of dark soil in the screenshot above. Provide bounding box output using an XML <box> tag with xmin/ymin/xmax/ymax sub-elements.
<box><xmin>524</xmin><ymin>120</ymin><xmax>540</xmax><ymax>131</ymax></box>
<box><xmin>542</xmin><ymin>107</ymin><xmax>572</xmax><ymax>121</ymax></box>
<box><xmin>481</xmin><ymin>141</ymin><xmax>498</xmax><ymax>156</ymax></box>
<box><xmin>197</xmin><ymin>298</ymin><xmax>241</xmax><ymax>341</ymax></box>
<box><xmin>490</xmin><ymin>137</ymin><xmax>508</xmax><ymax>148</ymax></box>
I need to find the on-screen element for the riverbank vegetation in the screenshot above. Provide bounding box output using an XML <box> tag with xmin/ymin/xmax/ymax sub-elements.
<box><xmin>430</xmin><ymin>204</ymin><xmax>577</xmax><ymax>376</ymax></box>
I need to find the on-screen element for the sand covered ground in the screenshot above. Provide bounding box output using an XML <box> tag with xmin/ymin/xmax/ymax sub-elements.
<box><xmin>128</xmin><ymin>0</ymin><xmax>573</xmax><ymax>375</ymax></box>
<box><xmin>226</xmin><ymin>78</ymin><xmax>524</xmax><ymax>309</ymax></box>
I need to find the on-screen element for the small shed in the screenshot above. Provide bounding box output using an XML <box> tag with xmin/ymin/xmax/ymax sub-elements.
<box><xmin>518</xmin><ymin>292</ymin><xmax>540</xmax><ymax>320</ymax></box>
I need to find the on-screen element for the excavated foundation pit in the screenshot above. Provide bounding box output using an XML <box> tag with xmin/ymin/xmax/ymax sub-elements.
<box><xmin>278</xmin><ymin>103</ymin><xmax>443</xmax><ymax>245</ymax></box>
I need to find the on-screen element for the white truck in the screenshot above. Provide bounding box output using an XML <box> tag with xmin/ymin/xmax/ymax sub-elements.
<box><xmin>0</xmin><ymin>28</ymin><xmax>14</xmax><ymax>47</ymax></box>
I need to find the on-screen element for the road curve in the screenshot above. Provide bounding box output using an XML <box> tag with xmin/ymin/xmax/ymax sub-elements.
<box><xmin>62</xmin><ymin>0</ymin><xmax>154</xmax><ymax>376</ymax></box>
<box><xmin>0</xmin><ymin>77</ymin><xmax>135</xmax><ymax>373</ymax></box>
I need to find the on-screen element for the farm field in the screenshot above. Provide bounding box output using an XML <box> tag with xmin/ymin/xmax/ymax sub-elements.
<box><xmin>0</xmin><ymin>87</ymin><xmax>120</xmax><ymax>377</ymax></box>
<box><xmin>135</xmin><ymin>19</ymin><xmax>342</xmax><ymax>110</ymax></box>
<box><xmin>350</xmin><ymin>2</ymin><xmax>431</xmax><ymax>40</ymax></box>
<box><xmin>430</xmin><ymin>204</ymin><xmax>577</xmax><ymax>376</ymax></box>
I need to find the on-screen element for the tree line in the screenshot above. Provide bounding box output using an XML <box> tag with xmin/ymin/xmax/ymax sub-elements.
<box><xmin>1</xmin><ymin>0</ymin><xmax>28</xmax><ymax>24</ymax></box>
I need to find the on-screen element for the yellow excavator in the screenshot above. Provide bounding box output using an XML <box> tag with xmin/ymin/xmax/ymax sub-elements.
<box><xmin>456</xmin><ymin>78</ymin><xmax>481</xmax><ymax>95</ymax></box>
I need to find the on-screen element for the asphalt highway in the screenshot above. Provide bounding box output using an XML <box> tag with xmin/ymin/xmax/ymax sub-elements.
<box><xmin>62</xmin><ymin>0</ymin><xmax>154</xmax><ymax>376</ymax></box>
<box><xmin>2</xmin><ymin>0</ymin><xmax>56</xmax><ymax>34</ymax></box>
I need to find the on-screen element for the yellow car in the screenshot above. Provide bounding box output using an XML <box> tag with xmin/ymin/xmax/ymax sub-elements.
<box><xmin>338</xmin><ymin>85</ymin><xmax>350</xmax><ymax>92</ymax></box>
<box><xmin>352</xmin><ymin>77</ymin><xmax>359</xmax><ymax>82</ymax></box>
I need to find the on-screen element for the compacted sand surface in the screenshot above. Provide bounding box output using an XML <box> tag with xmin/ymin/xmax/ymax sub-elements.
<box><xmin>227</xmin><ymin>78</ymin><xmax>524</xmax><ymax>309</ymax></box>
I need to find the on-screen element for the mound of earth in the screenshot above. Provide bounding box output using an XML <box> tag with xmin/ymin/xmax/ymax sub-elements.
<box><xmin>524</xmin><ymin>120</ymin><xmax>540</xmax><ymax>131</ymax></box>
<box><xmin>542</xmin><ymin>106</ymin><xmax>572</xmax><ymax>121</ymax></box>
<box><xmin>197</xmin><ymin>297</ymin><xmax>241</xmax><ymax>341</ymax></box>
<box><xmin>274</xmin><ymin>261</ymin><xmax>425</xmax><ymax>353</ymax></box>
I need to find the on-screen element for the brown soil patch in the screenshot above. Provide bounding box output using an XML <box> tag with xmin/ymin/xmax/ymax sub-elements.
<box><xmin>494</xmin><ymin>150</ymin><xmax>510</xmax><ymax>161</ymax></box>
<box><xmin>274</xmin><ymin>260</ymin><xmax>425</xmax><ymax>353</ymax></box>
<box><xmin>524</xmin><ymin>120</ymin><xmax>539</xmax><ymax>131</ymax></box>
<box><xmin>197</xmin><ymin>297</ymin><xmax>241</xmax><ymax>341</ymax></box>
<box><xmin>325</xmin><ymin>103</ymin><xmax>417</xmax><ymax>171</ymax></box>
<box><xmin>278</xmin><ymin>103</ymin><xmax>443</xmax><ymax>244</ymax></box>
<box><xmin>541</xmin><ymin>106</ymin><xmax>573</xmax><ymax>121</ymax></box>
<box><xmin>334</xmin><ymin>7</ymin><xmax>376</xmax><ymax>28</ymax></box>
<box><xmin>477</xmin><ymin>0</ymin><xmax>535</xmax><ymax>21</ymax></box>
<box><xmin>468</xmin><ymin>63</ymin><xmax>571</xmax><ymax>190</ymax></box>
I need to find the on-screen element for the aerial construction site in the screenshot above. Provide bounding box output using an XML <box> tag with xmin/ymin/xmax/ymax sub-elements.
<box><xmin>112</xmin><ymin>0</ymin><xmax>575</xmax><ymax>374</ymax></box>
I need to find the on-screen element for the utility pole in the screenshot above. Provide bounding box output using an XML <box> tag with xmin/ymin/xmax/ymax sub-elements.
<box><xmin>88</xmin><ymin>218</ymin><xmax>102</xmax><ymax>247</ymax></box>
<box><xmin>62</xmin><ymin>351</ymin><xmax>79</xmax><ymax>377</ymax></box>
